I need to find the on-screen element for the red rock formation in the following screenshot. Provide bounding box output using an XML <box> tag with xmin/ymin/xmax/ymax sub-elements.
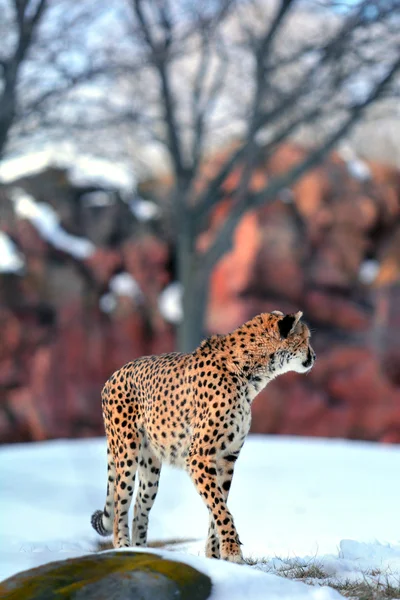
<box><xmin>202</xmin><ymin>143</ymin><xmax>400</xmax><ymax>443</ymax></box>
<box><xmin>1</xmin><ymin>142</ymin><xmax>400</xmax><ymax>444</ymax></box>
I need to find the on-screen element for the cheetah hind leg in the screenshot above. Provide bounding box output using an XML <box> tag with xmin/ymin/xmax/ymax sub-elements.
<box><xmin>131</xmin><ymin>437</ymin><xmax>161</xmax><ymax>546</ymax></box>
<box><xmin>91</xmin><ymin>446</ymin><xmax>115</xmax><ymax>537</ymax></box>
<box><xmin>113</xmin><ymin>433</ymin><xmax>141</xmax><ymax>548</ymax></box>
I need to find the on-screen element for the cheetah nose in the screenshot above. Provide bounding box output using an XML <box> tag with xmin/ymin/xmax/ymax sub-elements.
<box><xmin>302</xmin><ymin>347</ymin><xmax>315</xmax><ymax>369</ymax></box>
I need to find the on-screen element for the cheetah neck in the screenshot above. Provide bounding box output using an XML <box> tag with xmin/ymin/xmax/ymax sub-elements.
<box><xmin>245</xmin><ymin>355</ymin><xmax>291</xmax><ymax>403</ymax></box>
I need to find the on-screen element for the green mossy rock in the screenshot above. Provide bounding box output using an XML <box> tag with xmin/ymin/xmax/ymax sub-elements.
<box><xmin>0</xmin><ymin>551</ymin><xmax>212</xmax><ymax>600</ymax></box>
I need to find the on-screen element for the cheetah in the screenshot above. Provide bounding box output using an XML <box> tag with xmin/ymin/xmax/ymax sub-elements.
<box><xmin>91</xmin><ymin>310</ymin><xmax>315</xmax><ymax>563</ymax></box>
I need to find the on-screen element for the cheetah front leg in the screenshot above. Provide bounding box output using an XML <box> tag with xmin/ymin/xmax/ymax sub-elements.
<box><xmin>205</xmin><ymin>449</ymin><xmax>242</xmax><ymax>559</ymax></box>
<box><xmin>187</xmin><ymin>447</ymin><xmax>243</xmax><ymax>564</ymax></box>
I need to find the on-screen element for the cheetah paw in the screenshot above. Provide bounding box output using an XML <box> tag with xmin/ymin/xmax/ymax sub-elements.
<box><xmin>223</xmin><ymin>553</ymin><xmax>245</xmax><ymax>564</ymax></box>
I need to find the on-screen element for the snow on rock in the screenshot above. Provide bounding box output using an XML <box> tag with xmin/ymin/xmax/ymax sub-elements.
<box><xmin>109</xmin><ymin>272</ymin><xmax>142</xmax><ymax>300</ymax></box>
<box><xmin>338</xmin><ymin>144</ymin><xmax>371</xmax><ymax>181</ymax></box>
<box><xmin>11</xmin><ymin>188</ymin><xmax>96</xmax><ymax>260</ymax></box>
<box><xmin>0</xmin><ymin>148</ymin><xmax>135</xmax><ymax>193</ymax></box>
<box><xmin>69</xmin><ymin>156</ymin><xmax>135</xmax><ymax>193</ymax></box>
<box><xmin>99</xmin><ymin>273</ymin><xmax>142</xmax><ymax>314</ymax></box>
<box><xmin>114</xmin><ymin>547</ymin><xmax>342</xmax><ymax>600</ymax></box>
<box><xmin>158</xmin><ymin>282</ymin><xmax>183</xmax><ymax>324</ymax></box>
<box><xmin>0</xmin><ymin>232</ymin><xmax>24</xmax><ymax>274</ymax></box>
<box><xmin>129</xmin><ymin>197</ymin><xmax>161</xmax><ymax>221</ymax></box>
<box><xmin>0</xmin><ymin>150</ymin><xmax>52</xmax><ymax>183</ymax></box>
<box><xmin>80</xmin><ymin>191</ymin><xmax>115</xmax><ymax>207</ymax></box>
<box><xmin>99</xmin><ymin>292</ymin><xmax>118</xmax><ymax>314</ymax></box>
<box><xmin>358</xmin><ymin>259</ymin><xmax>380</xmax><ymax>284</ymax></box>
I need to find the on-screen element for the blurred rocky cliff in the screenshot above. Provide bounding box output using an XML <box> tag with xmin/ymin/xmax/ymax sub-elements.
<box><xmin>0</xmin><ymin>143</ymin><xmax>399</xmax><ymax>443</ymax></box>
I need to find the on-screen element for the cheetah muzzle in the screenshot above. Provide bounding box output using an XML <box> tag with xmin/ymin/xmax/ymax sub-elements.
<box><xmin>91</xmin><ymin>310</ymin><xmax>315</xmax><ymax>563</ymax></box>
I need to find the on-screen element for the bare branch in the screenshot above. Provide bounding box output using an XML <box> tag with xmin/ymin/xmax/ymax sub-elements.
<box><xmin>192</xmin><ymin>0</ymin><xmax>399</xmax><ymax>225</ymax></box>
<box><xmin>200</xmin><ymin>51</ymin><xmax>400</xmax><ymax>275</ymax></box>
<box><xmin>191</xmin><ymin>31</ymin><xmax>212</xmax><ymax>172</ymax></box>
<box><xmin>133</xmin><ymin>0</ymin><xmax>186</xmax><ymax>181</ymax></box>
<box><xmin>190</xmin><ymin>30</ymin><xmax>230</xmax><ymax>177</ymax></box>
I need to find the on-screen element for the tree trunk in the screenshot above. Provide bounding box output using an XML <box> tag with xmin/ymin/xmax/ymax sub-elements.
<box><xmin>176</xmin><ymin>214</ymin><xmax>210</xmax><ymax>353</ymax></box>
<box><xmin>179</xmin><ymin>261</ymin><xmax>210</xmax><ymax>353</ymax></box>
<box><xmin>0</xmin><ymin>101</ymin><xmax>15</xmax><ymax>159</ymax></box>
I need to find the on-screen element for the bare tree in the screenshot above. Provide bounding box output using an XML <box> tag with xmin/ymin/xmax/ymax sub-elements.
<box><xmin>96</xmin><ymin>0</ymin><xmax>396</xmax><ymax>351</ymax></box>
<box><xmin>0</xmin><ymin>0</ymin><xmax>117</xmax><ymax>159</ymax></box>
<box><xmin>2</xmin><ymin>0</ymin><xmax>399</xmax><ymax>351</ymax></box>
<box><xmin>0</xmin><ymin>0</ymin><xmax>49</xmax><ymax>156</ymax></box>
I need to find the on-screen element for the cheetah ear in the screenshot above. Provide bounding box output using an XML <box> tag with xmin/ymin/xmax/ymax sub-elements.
<box><xmin>278</xmin><ymin>311</ymin><xmax>303</xmax><ymax>338</ymax></box>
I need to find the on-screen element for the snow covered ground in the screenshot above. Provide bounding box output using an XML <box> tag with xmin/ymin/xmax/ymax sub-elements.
<box><xmin>1</xmin><ymin>435</ymin><xmax>400</xmax><ymax>598</ymax></box>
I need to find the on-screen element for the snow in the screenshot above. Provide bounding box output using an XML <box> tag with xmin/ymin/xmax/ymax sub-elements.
<box><xmin>338</xmin><ymin>144</ymin><xmax>371</xmax><ymax>181</ymax></box>
<box><xmin>99</xmin><ymin>272</ymin><xmax>142</xmax><ymax>313</ymax></box>
<box><xmin>0</xmin><ymin>148</ymin><xmax>135</xmax><ymax>193</ymax></box>
<box><xmin>359</xmin><ymin>259</ymin><xmax>380</xmax><ymax>284</ymax></box>
<box><xmin>0</xmin><ymin>231</ymin><xmax>24</xmax><ymax>274</ymax></box>
<box><xmin>80</xmin><ymin>191</ymin><xmax>115</xmax><ymax>207</ymax></box>
<box><xmin>116</xmin><ymin>547</ymin><xmax>341</xmax><ymax>600</ymax></box>
<box><xmin>1</xmin><ymin>435</ymin><xmax>400</xmax><ymax>598</ymax></box>
<box><xmin>109</xmin><ymin>272</ymin><xmax>142</xmax><ymax>300</ymax></box>
<box><xmin>129</xmin><ymin>197</ymin><xmax>160</xmax><ymax>221</ymax></box>
<box><xmin>69</xmin><ymin>156</ymin><xmax>135</xmax><ymax>192</ymax></box>
<box><xmin>11</xmin><ymin>188</ymin><xmax>96</xmax><ymax>260</ymax></box>
<box><xmin>99</xmin><ymin>292</ymin><xmax>118</xmax><ymax>314</ymax></box>
<box><xmin>0</xmin><ymin>150</ymin><xmax>52</xmax><ymax>182</ymax></box>
<box><xmin>158</xmin><ymin>281</ymin><xmax>183</xmax><ymax>324</ymax></box>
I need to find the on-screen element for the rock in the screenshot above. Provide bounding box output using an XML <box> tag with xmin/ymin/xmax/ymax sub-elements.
<box><xmin>292</xmin><ymin>167</ymin><xmax>329</xmax><ymax>223</ymax></box>
<box><xmin>366</xmin><ymin>162</ymin><xmax>400</xmax><ymax>222</ymax></box>
<box><xmin>84</xmin><ymin>248</ymin><xmax>121</xmax><ymax>286</ymax></box>
<box><xmin>303</xmin><ymin>406</ymin><xmax>355</xmax><ymax>439</ymax></box>
<box><xmin>7</xmin><ymin>387</ymin><xmax>47</xmax><ymax>441</ymax></box>
<box><xmin>374</xmin><ymin>226</ymin><xmax>400</xmax><ymax>288</ymax></box>
<box><xmin>265</xmin><ymin>142</ymin><xmax>308</xmax><ymax>176</ymax></box>
<box><xmin>331</xmin><ymin>194</ymin><xmax>378</xmax><ymax>232</ymax></box>
<box><xmin>122</xmin><ymin>236</ymin><xmax>170</xmax><ymax>298</ymax></box>
<box><xmin>251</xmin><ymin>202</ymin><xmax>305</xmax><ymax>302</ymax></box>
<box><xmin>251</xmin><ymin>378</ymin><xmax>328</xmax><ymax>437</ymax></box>
<box><xmin>207</xmin><ymin>210</ymin><xmax>260</xmax><ymax>333</ymax></box>
<box><xmin>1</xmin><ymin>144</ymin><xmax>400</xmax><ymax>443</ymax></box>
<box><xmin>308</xmin><ymin>229</ymin><xmax>368</xmax><ymax>289</ymax></box>
<box><xmin>0</xmin><ymin>551</ymin><xmax>212</xmax><ymax>600</ymax></box>
<box><xmin>304</xmin><ymin>291</ymin><xmax>371</xmax><ymax>331</ymax></box>
<box><xmin>326</xmin><ymin>356</ymin><xmax>391</xmax><ymax>408</ymax></box>
<box><xmin>308</xmin><ymin>347</ymin><xmax>373</xmax><ymax>386</ymax></box>
<box><xmin>0</xmin><ymin>307</ymin><xmax>22</xmax><ymax>358</ymax></box>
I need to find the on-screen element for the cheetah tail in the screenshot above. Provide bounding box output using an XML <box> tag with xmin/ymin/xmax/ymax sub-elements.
<box><xmin>91</xmin><ymin>509</ymin><xmax>112</xmax><ymax>537</ymax></box>
<box><xmin>91</xmin><ymin>446</ymin><xmax>115</xmax><ymax>537</ymax></box>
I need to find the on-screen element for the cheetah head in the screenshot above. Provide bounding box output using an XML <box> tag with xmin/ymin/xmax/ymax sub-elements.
<box><xmin>232</xmin><ymin>310</ymin><xmax>315</xmax><ymax>378</ymax></box>
<box><xmin>266</xmin><ymin>310</ymin><xmax>315</xmax><ymax>376</ymax></box>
